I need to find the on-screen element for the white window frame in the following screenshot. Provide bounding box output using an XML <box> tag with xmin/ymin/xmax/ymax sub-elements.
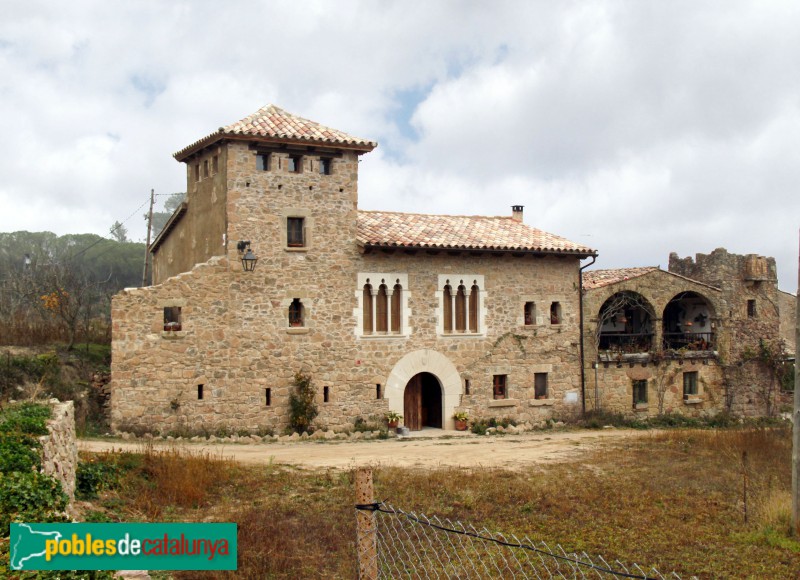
<box><xmin>436</xmin><ymin>274</ymin><xmax>486</xmax><ymax>337</ymax></box>
<box><xmin>355</xmin><ymin>273</ymin><xmax>411</xmax><ymax>338</ymax></box>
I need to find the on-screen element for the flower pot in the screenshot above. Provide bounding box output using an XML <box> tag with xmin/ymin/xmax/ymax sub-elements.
<box><xmin>454</xmin><ymin>419</ymin><xmax>468</xmax><ymax>431</ymax></box>
<box><xmin>388</xmin><ymin>420</ymin><xmax>399</xmax><ymax>429</ymax></box>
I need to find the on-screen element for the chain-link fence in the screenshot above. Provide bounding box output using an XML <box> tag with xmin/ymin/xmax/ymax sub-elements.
<box><xmin>354</xmin><ymin>469</ymin><xmax>694</xmax><ymax>579</ymax></box>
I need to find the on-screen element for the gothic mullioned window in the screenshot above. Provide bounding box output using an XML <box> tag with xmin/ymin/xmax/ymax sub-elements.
<box><xmin>439</xmin><ymin>275</ymin><xmax>484</xmax><ymax>335</ymax></box>
<box><xmin>357</xmin><ymin>274</ymin><xmax>409</xmax><ymax>337</ymax></box>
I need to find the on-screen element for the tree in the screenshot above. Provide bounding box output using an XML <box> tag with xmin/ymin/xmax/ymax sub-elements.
<box><xmin>109</xmin><ymin>221</ymin><xmax>128</xmax><ymax>243</ymax></box>
<box><xmin>149</xmin><ymin>192</ymin><xmax>186</xmax><ymax>238</ymax></box>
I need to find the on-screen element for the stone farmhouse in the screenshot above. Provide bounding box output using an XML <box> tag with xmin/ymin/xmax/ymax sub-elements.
<box><xmin>110</xmin><ymin>105</ymin><xmax>795</xmax><ymax>435</ymax></box>
<box><xmin>111</xmin><ymin>105</ymin><xmax>597</xmax><ymax>435</ymax></box>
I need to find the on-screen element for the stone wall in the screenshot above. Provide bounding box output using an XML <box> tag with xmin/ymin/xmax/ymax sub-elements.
<box><xmin>669</xmin><ymin>248</ymin><xmax>787</xmax><ymax>416</ymax></box>
<box><xmin>779</xmin><ymin>290</ymin><xmax>796</xmax><ymax>355</ymax></box>
<box><xmin>112</xmin><ymin>247</ymin><xmax>585</xmax><ymax>434</ymax></box>
<box><xmin>40</xmin><ymin>399</ymin><xmax>78</xmax><ymax>503</ymax></box>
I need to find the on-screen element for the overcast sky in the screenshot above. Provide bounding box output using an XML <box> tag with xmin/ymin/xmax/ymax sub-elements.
<box><xmin>1</xmin><ymin>0</ymin><xmax>798</xmax><ymax>291</ymax></box>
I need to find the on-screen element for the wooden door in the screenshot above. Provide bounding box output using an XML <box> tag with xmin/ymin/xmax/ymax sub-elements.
<box><xmin>404</xmin><ymin>375</ymin><xmax>422</xmax><ymax>431</ymax></box>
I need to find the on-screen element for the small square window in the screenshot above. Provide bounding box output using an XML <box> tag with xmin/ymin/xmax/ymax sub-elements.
<box><xmin>632</xmin><ymin>379</ymin><xmax>648</xmax><ymax>405</ymax></box>
<box><xmin>493</xmin><ymin>375</ymin><xmax>507</xmax><ymax>400</ymax></box>
<box><xmin>683</xmin><ymin>372</ymin><xmax>698</xmax><ymax>397</ymax></box>
<box><xmin>534</xmin><ymin>373</ymin><xmax>548</xmax><ymax>399</ymax></box>
<box><xmin>287</xmin><ymin>155</ymin><xmax>302</xmax><ymax>173</ymax></box>
<box><xmin>319</xmin><ymin>158</ymin><xmax>332</xmax><ymax>175</ymax></box>
<box><xmin>747</xmin><ymin>299</ymin><xmax>756</xmax><ymax>318</ymax></box>
<box><xmin>163</xmin><ymin>306</ymin><xmax>181</xmax><ymax>331</ymax></box>
<box><xmin>287</xmin><ymin>217</ymin><xmax>305</xmax><ymax>247</ymax></box>
<box><xmin>256</xmin><ymin>153</ymin><xmax>271</xmax><ymax>171</ymax></box>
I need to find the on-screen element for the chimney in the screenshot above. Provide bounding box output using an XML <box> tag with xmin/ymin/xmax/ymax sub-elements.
<box><xmin>511</xmin><ymin>205</ymin><xmax>524</xmax><ymax>222</ymax></box>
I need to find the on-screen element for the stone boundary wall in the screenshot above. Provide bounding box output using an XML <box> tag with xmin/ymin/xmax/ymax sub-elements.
<box><xmin>39</xmin><ymin>399</ymin><xmax>78</xmax><ymax>503</ymax></box>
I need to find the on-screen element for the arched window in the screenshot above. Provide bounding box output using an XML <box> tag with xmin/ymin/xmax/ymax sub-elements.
<box><xmin>455</xmin><ymin>284</ymin><xmax>467</xmax><ymax>332</ymax></box>
<box><xmin>376</xmin><ymin>284</ymin><xmax>389</xmax><ymax>333</ymax></box>
<box><xmin>362</xmin><ymin>284</ymin><xmax>373</xmax><ymax>334</ymax></box>
<box><xmin>550</xmin><ymin>302</ymin><xmax>562</xmax><ymax>325</ymax></box>
<box><xmin>469</xmin><ymin>283</ymin><xmax>479</xmax><ymax>332</ymax></box>
<box><xmin>289</xmin><ymin>298</ymin><xmax>304</xmax><ymax>327</ymax></box>
<box><xmin>443</xmin><ymin>284</ymin><xmax>453</xmax><ymax>333</ymax></box>
<box><xmin>391</xmin><ymin>283</ymin><xmax>402</xmax><ymax>333</ymax></box>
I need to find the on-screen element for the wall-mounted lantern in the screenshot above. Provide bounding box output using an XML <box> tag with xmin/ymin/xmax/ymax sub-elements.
<box><xmin>237</xmin><ymin>240</ymin><xmax>258</xmax><ymax>272</ymax></box>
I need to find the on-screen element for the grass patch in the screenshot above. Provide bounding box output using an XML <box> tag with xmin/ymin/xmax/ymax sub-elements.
<box><xmin>77</xmin><ymin>426</ymin><xmax>799</xmax><ymax>579</ymax></box>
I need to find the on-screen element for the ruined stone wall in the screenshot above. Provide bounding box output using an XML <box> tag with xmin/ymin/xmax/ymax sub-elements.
<box><xmin>669</xmin><ymin>248</ymin><xmax>786</xmax><ymax>416</ymax></box>
<box><xmin>779</xmin><ymin>290</ymin><xmax>796</xmax><ymax>355</ymax></box>
<box><xmin>40</xmin><ymin>399</ymin><xmax>78</xmax><ymax>503</ymax></box>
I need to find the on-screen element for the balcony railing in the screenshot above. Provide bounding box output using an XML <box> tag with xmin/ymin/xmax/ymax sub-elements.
<box><xmin>662</xmin><ymin>332</ymin><xmax>714</xmax><ymax>351</ymax></box>
<box><xmin>598</xmin><ymin>332</ymin><xmax>653</xmax><ymax>353</ymax></box>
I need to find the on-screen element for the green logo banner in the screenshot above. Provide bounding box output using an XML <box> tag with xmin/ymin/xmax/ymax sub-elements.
<box><xmin>10</xmin><ymin>523</ymin><xmax>237</xmax><ymax>571</ymax></box>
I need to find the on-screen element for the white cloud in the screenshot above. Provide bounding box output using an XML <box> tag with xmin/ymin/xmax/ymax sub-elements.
<box><xmin>0</xmin><ymin>0</ymin><xmax>797</xmax><ymax>290</ymax></box>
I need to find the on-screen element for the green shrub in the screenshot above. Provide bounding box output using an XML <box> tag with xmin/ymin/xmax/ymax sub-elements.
<box><xmin>0</xmin><ymin>432</ymin><xmax>41</xmax><ymax>473</ymax></box>
<box><xmin>289</xmin><ymin>371</ymin><xmax>318</xmax><ymax>434</ymax></box>
<box><xmin>0</xmin><ymin>402</ymin><xmax>52</xmax><ymax>436</ymax></box>
<box><xmin>0</xmin><ymin>471</ymin><xmax>68</xmax><ymax>537</ymax></box>
<box><xmin>76</xmin><ymin>459</ymin><xmax>120</xmax><ymax>500</ymax></box>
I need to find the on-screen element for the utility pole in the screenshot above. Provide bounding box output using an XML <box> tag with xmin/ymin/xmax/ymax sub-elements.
<box><xmin>142</xmin><ymin>189</ymin><xmax>155</xmax><ymax>287</ymax></box>
<box><xmin>793</xmin><ymin>229</ymin><xmax>799</xmax><ymax>535</ymax></box>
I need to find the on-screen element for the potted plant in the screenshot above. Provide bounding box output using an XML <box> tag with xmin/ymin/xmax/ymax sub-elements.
<box><xmin>453</xmin><ymin>411</ymin><xmax>469</xmax><ymax>431</ymax></box>
<box><xmin>385</xmin><ymin>410</ymin><xmax>402</xmax><ymax>429</ymax></box>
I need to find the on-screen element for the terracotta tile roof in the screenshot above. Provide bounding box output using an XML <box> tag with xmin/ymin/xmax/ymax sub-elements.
<box><xmin>174</xmin><ymin>104</ymin><xmax>377</xmax><ymax>160</ymax></box>
<box><xmin>583</xmin><ymin>267</ymin><xmax>722</xmax><ymax>292</ymax></box>
<box><xmin>357</xmin><ymin>211</ymin><xmax>596</xmax><ymax>256</ymax></box>
<box><xmin>582</xmin><ymin>267</ymin><xmax>660</xmax><ymax>289</ymax></box>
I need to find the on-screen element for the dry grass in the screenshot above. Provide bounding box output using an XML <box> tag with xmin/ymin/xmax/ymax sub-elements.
<box><xmin>86</xmin><ymin>427</ymin><xmax>800</xmax><ymax>579</ymax></box>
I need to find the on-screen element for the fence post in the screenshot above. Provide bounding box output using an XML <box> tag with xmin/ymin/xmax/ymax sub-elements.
<box><xmin>355</xmin><ymin>467</ymin><xmax>378</xmax><ymax>580</ymax></box>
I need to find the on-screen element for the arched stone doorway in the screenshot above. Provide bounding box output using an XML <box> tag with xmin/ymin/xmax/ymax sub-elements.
<box><xmin>404</xmin><ymin>372</ymin><xmax>442</xmax><ymax>430</ymax></box>
<box><xmin>384</xmin><ymin>349</ymin><xmax>462</xmax><ymax>430</ymax></box>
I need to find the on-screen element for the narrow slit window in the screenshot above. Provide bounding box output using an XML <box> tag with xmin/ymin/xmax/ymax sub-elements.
<box><xmin>212</xmin><ymin>155</ymin><xmax>219</xmax><ymax>174</ymax></box>
<box><xmin>265</xmin><ymin>388</ymin><xmax>271</xmax><ymax>406</ymax></box>
<box><xmin>464</xmin><ymin>379</ymin><xmax>471</xmax><ymax>395</ymax></box>
<box><xmin>376</xmin><ymin>384</ymin><xmax>382</xmax><ymax>400</ymax></box>
<box><xmin>203</xmin><ymin>159</ymin><xmax>209</xmax><ymax>178</ymax></box>
<box><xmin>194</xmin><ymin>164</ymin><xmax>200</xmax><ymax>182</ymax></box>
<box><xmin>323</xmin><ymin>386</ymin><xmax>330</xmax><ymax>403</ymax></box>
<box><xmin>747</xmin><ymin>299</ymin><xmax>756</xmax><ymax>318</ymax></box>
<box><xmin>197</xmin><ymin>384</ymin><xmax>204</xmax><ymax>400</ymax></box>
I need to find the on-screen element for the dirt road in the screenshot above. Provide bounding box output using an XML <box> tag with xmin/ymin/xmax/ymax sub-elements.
<box><xmin>79</xmin><ymin>428</ymin><xmax>637</xmax><ymax>470</ymax></box>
